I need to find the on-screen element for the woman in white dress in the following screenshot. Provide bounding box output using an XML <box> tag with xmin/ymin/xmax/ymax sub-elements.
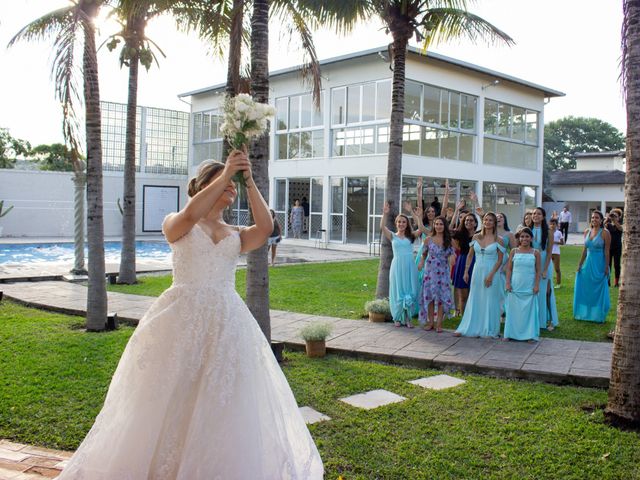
<box><xmin>58</xmin><ymin>150</ymin><xmax>323</xmax><ymax>479</ymax></box>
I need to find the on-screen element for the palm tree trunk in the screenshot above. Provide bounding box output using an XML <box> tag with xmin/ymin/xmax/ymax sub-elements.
<box><xmin>605</xmin><ymin>0</ymin><xmax>640</xmax><ymax>429</ymax></box>
<box><xmin>247</xmin><ymin>0</ymin><xmax>271</xmax><ymax>342</ymax></box>
<box><xmin>118</xmin><ymin>42</ymin><xmax>140</xmax><ymax>284</ymax></box>
<box><xmin>83</xmin><ymin>0</ymin><xmax>107</xmax><ymax>331</ymax></box>
<box><xmin>375</xmin><ymin>33</ymin><xmax>409</xmax><ymax>299</ymax></box>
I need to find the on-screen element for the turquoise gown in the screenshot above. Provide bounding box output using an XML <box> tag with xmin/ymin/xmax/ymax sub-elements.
<box><xmin>504</xmin><ymin>251</ymin><xmax>540</xmax><ymax>341</ymax></box>
<box><xmin>389</xmin><ymin>233</ymin><xmax>420</xmax><ymax>325</ymax></box>
<box><xmin>497</xmin><ymin>233</ymin><xmax>512</xmax><ymax>314</ymax></box>
<box><xmin>455</xmin><ymin>240</ymin><xmax>506</xmax><ymax>338</ymax></box>
<box><xmin>574</xmin><ymin>229</ymin><xmax>610</xmax><ymax>322</ymax></box>
<box><xmin>532</xmin><ymin>226</ymin><xmax>559</xmax><ymax>329</ymax></box>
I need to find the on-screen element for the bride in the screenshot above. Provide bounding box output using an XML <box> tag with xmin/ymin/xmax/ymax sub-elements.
<box><xmin>58</xmin><ymin>150</ymin><xmax>324</xmax><ymax>479</ymax></box>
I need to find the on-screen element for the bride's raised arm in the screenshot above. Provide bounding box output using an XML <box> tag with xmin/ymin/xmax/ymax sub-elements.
<box><xmin>239</xmin><ymin>169</ymin><xmax>274</xmax><ymax>253</ymax></box>
<box><xmin>163</xmin><ymin>150</ymin><xmax>249</xmax><ymax>243</ymax></box>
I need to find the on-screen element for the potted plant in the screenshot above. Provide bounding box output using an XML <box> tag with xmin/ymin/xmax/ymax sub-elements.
<box><xmin>365</xmin><ymin>298</ymin><xmax>391</xmax><ymax>322</ymax></box>
<box><xmin>299</xmin><ymin>322</ymin><xmax>333</xmax><ymax>358</ymax></box>
<box><xmin>0</xmin><ymin>201</ymin><xmax>14</xmax><ymax>237</ymax></box>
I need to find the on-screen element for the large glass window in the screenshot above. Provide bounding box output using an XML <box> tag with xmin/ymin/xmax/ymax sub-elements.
<box><xmin>402</xmin><ymin>81</ymin><xmax>477</xmax><ymax>162</ymax></box>
<box><xmin>483</xmin><ymin>99</ymin><xmax>539</xmax><ymax>170</ymax></box>
<box><xmin>275</xmin><ymin>92</ymin><xmax>324</xmax><ymax>160</ymax></box>
<box><xmin>191</xmin><ymin>108</ymin><xmax>223</xmax><ymax>169</ymax></box>
<box><xmin>482</xmin><ymin>182</ymin><xmax>532</xmax><ymax>225</ymax></box>
<box><xmin>330</xmin><ymin>79</ymin><xmax>391</xmax><ymax>157</ymax></box>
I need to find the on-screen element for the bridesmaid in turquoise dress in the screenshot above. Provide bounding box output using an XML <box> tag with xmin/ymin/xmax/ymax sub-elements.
<box><xmin>574</xmin><ymin>210</ymin><xmax>611</xmax><ymax>322</ymax></box>
<box><xmin>504</xmin><ymin>227</ymin><xmax>541</xmax><ymax>341</ymax></box>
<box><xmin>381</xmin><ymin>202</ymin><xmax>419</xmax><ymax>327</ymax></box>
<box><xmin>496</xmin><ymin>212</ymin><xmax>518</xmax><ymax>313</ymax></box>
<box><xmin>531</xmin><ymin>207</ymin><xmax>560</xmax><ymax>330</ymax></box>
<box><xmin>454</xmin><ymin>212</ymin><xmax>505</xmax><ymax>338</ymax></box>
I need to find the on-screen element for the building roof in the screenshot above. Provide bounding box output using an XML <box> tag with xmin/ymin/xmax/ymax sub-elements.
<box><xmin>178</xmin><ymin>45</ymin><xmax>565</xmax><ymax>99</ymax></box>
<box><xmin>574</xmin><ymin>150</ymin><xmax>625</xmax><ymax>158</ymax></box>
<box><xmin>550</xmin><ymin>170</ymin><xmax>625</xmax><ymax>186</ymax></box>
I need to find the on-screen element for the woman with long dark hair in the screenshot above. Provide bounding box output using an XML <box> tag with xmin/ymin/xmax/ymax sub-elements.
<box><xmin>451</xmin><ymin>212</ymin><xmax>478</xmax><ymax>316</ymax></box>
<box><xmin>574</xmin><ymin>210</ymin><xmax>611</xmax><ymax>322</ymax></box>
<box><xmin>381</xmin><ymin>202</ymin><xmax>419</xmax><ymax>327</ymax></box>
<box><xmin>417</xmin><ymin>216</ymin><xmax>455</xmax><ymax>332</ymax></box>
<box><xmin>531</xmin><ymin>207</ymin><xmax>559</xmax><ymax>330</ymax></box>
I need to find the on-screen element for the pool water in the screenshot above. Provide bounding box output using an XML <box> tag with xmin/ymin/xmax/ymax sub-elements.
<box><xmin>0</xmin><ymin>241</ymin><xmax>171</xmax><ymax>265</ymax></box>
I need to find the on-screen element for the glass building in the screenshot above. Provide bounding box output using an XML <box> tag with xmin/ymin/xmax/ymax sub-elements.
<box><xmin>181</xmin><ymin>47</ymin><xmax>563</xmax><ymax>246</ymax></box>
<box><xmin>101</xmin><ymin>101</ymin><xmax>189</xmax><ymax>175</ymax></box>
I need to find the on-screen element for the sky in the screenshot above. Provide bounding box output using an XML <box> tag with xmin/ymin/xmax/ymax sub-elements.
<box><xmin>0</xmin><ymin>0</ymin><xmax>626</xmax><ymax>147</ymax></box>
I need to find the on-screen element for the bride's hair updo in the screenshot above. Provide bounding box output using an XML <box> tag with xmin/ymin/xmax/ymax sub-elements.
<box><xmin>188</xmin><ymin>161</ymin><xmax>225</xmax><ymax>197</ymax></box>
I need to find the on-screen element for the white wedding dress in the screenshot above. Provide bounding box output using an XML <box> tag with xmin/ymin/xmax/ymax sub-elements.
<box><xmin>58</xmin><ymin>224</ymin><xmax>323</xmax><ymax>479</ymax></box>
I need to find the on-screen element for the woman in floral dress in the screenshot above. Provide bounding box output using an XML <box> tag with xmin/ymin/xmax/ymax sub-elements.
<box><xmin>418</xmin><ymin>216</ymin><xmax>455</xmax><ymax>332</ymax></box>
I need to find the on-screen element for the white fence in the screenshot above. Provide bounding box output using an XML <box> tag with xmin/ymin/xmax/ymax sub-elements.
<box><xmin>0</xmin><ymin>169</ymin><xmax>188</xmax><ymax>238</ymax></box>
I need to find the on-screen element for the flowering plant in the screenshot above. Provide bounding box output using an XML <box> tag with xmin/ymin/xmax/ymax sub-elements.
<box><xmin>220</xmin><ymin>93</ymin><xmax>276</xmax><ymax>185</ymax></box>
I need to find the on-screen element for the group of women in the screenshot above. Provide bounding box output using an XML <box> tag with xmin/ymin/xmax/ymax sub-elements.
<box><xmin>383</xmin><ymin>180</ymin><xmax>613</xmax><ymax>342</ymax></box>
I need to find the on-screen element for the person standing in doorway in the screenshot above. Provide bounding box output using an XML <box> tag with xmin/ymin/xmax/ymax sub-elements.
<box><xmin>550</xmin><ymin>218</ymin><xmax>564</xmax><ymax>288</ymax></box>
<box><xmin>558</xmin><ymin>205</ymin><xmax>572</xmax><ymax>244</ymax></box>
<box><xmin>289</xmin><ymin>199</ymin><xmax>304</xmax><ymax>239</ymax></box>
<box><xmin>301</xmin><ymin>196</ymin><xmax>310</xmax><ymax>234</ymax></box>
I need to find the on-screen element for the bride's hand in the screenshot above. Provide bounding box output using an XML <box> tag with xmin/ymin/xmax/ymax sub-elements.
<box><xmin>223</xmin><ymin>149</ymin><xmax>250</xmax><ymax>181</ymax></box>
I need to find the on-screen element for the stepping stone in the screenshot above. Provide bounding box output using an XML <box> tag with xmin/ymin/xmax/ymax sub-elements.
<box><xmin>299</xmin><ymin>406</ymin><xmax>331</xmax><ymax>425</ymax></box>
<box><xmin>339</xmin><ymin>389</ymin><xmax>406</xmax><ymax>410</ymax></box>
<box><xmin>410</xmin><ymin>374</ymin><xmax>466</xmax><ymax>390</ymax></box>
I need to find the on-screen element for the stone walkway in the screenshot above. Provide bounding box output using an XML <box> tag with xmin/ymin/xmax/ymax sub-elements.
<box><xmin>0</xmin><ymin>281</ymin><xmax>612</xmax><ymax>388</ymax></box>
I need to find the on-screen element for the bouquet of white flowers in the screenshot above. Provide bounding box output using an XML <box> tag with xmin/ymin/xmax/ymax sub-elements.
<box><xmin>220</xmin><ymin>93</ymin><xmax>276</xmax><ymax>185</ymax></box>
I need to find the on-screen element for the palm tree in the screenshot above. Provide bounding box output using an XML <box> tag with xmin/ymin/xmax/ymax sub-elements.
<box><xmin>605</xmin><ymin>0</ymin><xmax>640</xmax><ymax>429</ymax></box>
<box><xmin>246</xmin><ymin>0</ymin><xmax>271</xmax><ymax>341</ymax></box>
<box><xmin>298</xmin><ymin>0</ymin><xmax>513</xmax><ymax>298</ymax></box>
<box><xmin>107</xmin><ymin>0</ymin><xmax>167</xmax><ymax>285</ymax></box>
<box><xmin>10</xmin><ymin>0</ymin><xmax>108</xmax><ymax>330</ymax></box>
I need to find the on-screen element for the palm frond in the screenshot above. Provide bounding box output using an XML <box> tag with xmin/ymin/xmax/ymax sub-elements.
<box><xmin>272</xmin><ymin>0</ymin><xmax>322</xmax><ymax>108</ymax></box>
<box><xmin>290</xmin><ymin>0</ymin><xmax>373</xmax><ymax>36</ymax></box>
<box><xmin>7</xmin><ymin>6</ymin><xmax>76</xmax><ymax>46</ymax></box>
<box><xmin>418</xmin><ymin>7</ymin><xmax>514</xmax><ymax>50</ymax></box>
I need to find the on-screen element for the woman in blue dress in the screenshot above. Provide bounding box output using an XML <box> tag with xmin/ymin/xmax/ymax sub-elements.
<box><xmin>574</xmin><ymin>210</ymin><xmax>611</xmax><ymax>322</ymax></box>
<box><xmin>454</xmin><ymin>212</ymin><xmax>505</xmax><ymax>338</ymax></box>
<box><xmin>381</xmin><ymin>202</ymin><xmax>419</xmax><ymax>327</ymax></box>
<box><xmin>496</xmin><ymin>212</ymin><xmax>518</xmax><ymax>312</ymax></box>
<box><xmin>417</xmin><ymin>216</ymin><xmax>455</xmax><ymax>332</ymax></box>
<box><xmin>531</xmin><ymin>207</ymin><xmax>559</xmax><ymax>330</ymax></box>
<box><xmin>504</xmin><ymin>227</ymin><xmax>541</xmax><ymax>341</ymax></box>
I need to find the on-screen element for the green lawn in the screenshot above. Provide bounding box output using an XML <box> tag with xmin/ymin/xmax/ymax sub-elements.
<box><xmin>0</xmin><ymin>301</ymin><xmax>637</xmax><ymax>479</ymax></box>
<box><xmin>108</xmin><ymin>245</ymin><xmax>619</xmax><ymax>342</ymax></box>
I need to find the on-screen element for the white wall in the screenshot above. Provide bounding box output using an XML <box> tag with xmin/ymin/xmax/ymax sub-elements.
<box><xmin>575</xmin><ymin>156</ymin><xmax>624</xmax><ymax>171</ymax></box>
<box><xmin>0</xmin><ymin>169</ymin><xmax>188</xmax><ymax>238</ymax></box>
<box><xmin>550</xmin><ymin>184</ymin><xmax>624</xmax><ymax>203</ymax></box>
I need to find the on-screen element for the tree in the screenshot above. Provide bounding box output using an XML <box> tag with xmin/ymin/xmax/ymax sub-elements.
<box><xmin>247</xmin><ymin>0</ymin><xmax>271</xmax><ymax>341</ymax></box>
<box><xmin>10</xmin><ymin>0</ymin><xmax>108</xmax><ymax>328</ymax></box>
<box><xmin>0</xmin><ymin>128</ymin><xmax>31</xmax><ymax>169</ymax></box>
<box><xmin>544</xmin><ymin>116</ymin><xmax>626</xmax><ymax>172</ymax></box>
<box><xmin>31</xmin><ymin>143</ymin><xmax>77</xmax><ymax>171</ymax></box>
<box><xmin>107</xmin><ymin>0</ymin><xmax>167</xmax><ymax>285</ymax></box>
<box><xmin>302</xmin><ymin>0</ymin><xmax>513</xmax><ymax>298</ymax></box>
<box><xmin>605</xmin><ymin>0</ymin><xmax>640</xmax><ymax>430</ymax></box>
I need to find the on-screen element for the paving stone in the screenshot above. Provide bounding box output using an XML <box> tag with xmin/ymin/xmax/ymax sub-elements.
<box><xmin>20</xmin><ymin>447</ymin><xmax>70</xmax><ymax>460</ymax></box>
<box><xmin>533</xmin><ymin>339</ymin><xmax>581</xmax><ymax>357</ymax></box>
<box><xmin>0</xmin><ymin>442</ymin><xmax>24</xmax><ymax>453</ymax></box>
<box><xmin>571</xmin><ymin>358</ymin><xmax>610</xmax><ymax>372</ymax></box>
<box><xmin>23</xmin><ymin>466</ymin><xmax>61</xmax><ymax>478</ymax></box>
<box><xmin>522</xmin><ymin>353</ymin><xmax>573</xmax><ymax>374</ymax></box>
<box><xmin>299</xmin><ymin>406</ymin><xmax>331</xmax><ymax>425</ymax></box>
<box><xmin>0</xmin><ymin>467</ymin><xmax>23</xmax><ymax>479</ymax></box>
<box><xmin>0</xmin><ymin>451</ymin><xmax>29</xmax><ymax>463</ymax></box>
<box><xmin>410</xmin><ymin>374</ymin><xmax>466</xmax><ymax>390</ymax></box>
<box><xmin>569</xmin><ymin>368</ymin><xmax>610</xmax><ymax>379</ymax></box>
<box><xmin>339</xmin><ymin>389</ymin><xmax>406</xmax><ymax>410</ymax></box>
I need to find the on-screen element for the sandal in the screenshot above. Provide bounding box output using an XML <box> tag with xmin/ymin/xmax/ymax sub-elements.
<box><xmin>424</xmin><ymin>323</ymin><xmax>434</xmax><ymax>331</ymax></box>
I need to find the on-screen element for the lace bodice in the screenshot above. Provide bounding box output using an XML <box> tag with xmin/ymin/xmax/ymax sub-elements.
<box><xmin>170</xmin><ymin>224</ymin><xmax>240</xmax><ymax>290</ymax></box>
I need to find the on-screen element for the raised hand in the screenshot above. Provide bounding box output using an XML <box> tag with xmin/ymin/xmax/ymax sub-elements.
<box><xmin>383</xmin><ymin>201</ymin><xmax>390</xmax><ymax>215</ymax></box>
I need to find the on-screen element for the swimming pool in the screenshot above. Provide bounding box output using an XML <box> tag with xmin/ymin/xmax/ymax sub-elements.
<box><xmin>0</xmin><ymin>241</ymin><xmax>171</xmax><ymax>265</ymax></box>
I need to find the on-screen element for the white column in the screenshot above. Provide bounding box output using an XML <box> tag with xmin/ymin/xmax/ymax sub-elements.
<box><xmin>601</xmin><ymin>200</ymin><xmax>607</xmax><ymax>213</ymax></box>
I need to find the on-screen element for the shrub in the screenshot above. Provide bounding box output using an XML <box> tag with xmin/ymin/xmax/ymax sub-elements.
<box><xmin>300</xmin><ymin>322</ymin><xmax>333</xmax><ymax>342</ymax></box>
<box><xmin>364</xmin><ymin>298</ymin><xmax>391</xmax><ymax>315</ymax></box>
